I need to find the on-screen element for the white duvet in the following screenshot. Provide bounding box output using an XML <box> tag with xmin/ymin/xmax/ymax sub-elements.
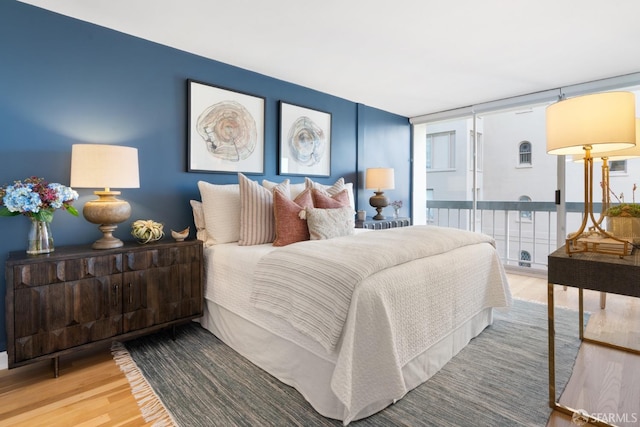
<box><xmin>203</xmin><ymin>227</ymin><xmax>511</xmax><ymax>424</ymax></box>
<box><xmin>251</xmin><ymin>226</ymin><xmax>499</xmax><ymax>352</ymax></box>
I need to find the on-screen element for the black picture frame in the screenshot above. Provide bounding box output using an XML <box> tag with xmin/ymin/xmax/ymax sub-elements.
<box><xmin>278</xmin><ymin>101</ymin><xmax>331</xmax><ymax>177</ymax></box>
<box><xmin>187</xmin><ymin>79</ymin><xmax>265</xmax><ymax>174</ymax></box>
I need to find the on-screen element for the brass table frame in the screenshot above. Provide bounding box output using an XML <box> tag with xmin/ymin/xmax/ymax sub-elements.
<box><xmin>547</xmin><ymin>247</ymin><xmax>640</xmax><ymax>426</ymax></box>
<box><xmin>548</xmin><ymin>247</ymin><xmax>640</xmax><ymax>427</ymax></box>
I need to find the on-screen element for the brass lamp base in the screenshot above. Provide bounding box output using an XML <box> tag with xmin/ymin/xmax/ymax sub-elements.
<box><xmin>369</xmin><ymin>191</ymin><xmax>389</xmax><ymax>220</ymax></box>
<box><xmin>565</xmin><ymin>148</ymin><xmax>631</xmax><ymax>258</ymax></box>
<box><xmin>83</xmin><ymin>191</ymin><xmax>131</xmax><ymax>249</ymax></box>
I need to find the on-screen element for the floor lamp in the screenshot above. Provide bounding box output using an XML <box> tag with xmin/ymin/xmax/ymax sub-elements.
<box><xmin>546</xmin><ymin>91</ymin><xmax>636</xmax><ymax>256</ymax></box>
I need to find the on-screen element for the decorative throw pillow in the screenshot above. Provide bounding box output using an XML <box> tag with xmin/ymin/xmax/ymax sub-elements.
<box><xmin>189</xmin><ymin>200</ymin><xmax>209</xmax><ymax>244</ymax></box>
<box><xmin>305</xmin><ymin>177</ymin><xmax>355</xmax><ymax>209</ymax></box>
<box><xmin>261</xmin><ymin>179</ymin><xmax>290</xmax><ymax>197</ymax></box>
<box><xmin>306</xmin><ymin>206</ymin><xmax>356</xmax><ymax>240</ymax></box>
<box><xmin>262</xmin><ymin>179</ymin><xmax>305</xmax><ymax>198</ymax></box>
<box><xmin>239</xmin><ymin>173</ymin><xmax>289</xmax><ymax>246</ymax></box>
<box><xmin>273</xmin><ymin>188</ymin><xmax>314</xmax><ymax>246</ymax></box>
<box><xmin>197</xmin><ymin>181</ymin><xmax>241</xmax><ymax>245</ymax></box>
<box><xmin>311</xmin><ymin>188</ymin><xmax>350</xmax><ymax>209</ymax></box>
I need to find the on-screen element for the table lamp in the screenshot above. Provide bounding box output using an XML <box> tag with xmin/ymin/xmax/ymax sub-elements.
<box><xmin>546</xmin><ymin>91</ymin><xmax>636</xmax><ymax>256</ymax></box>
<box><xmin>572</xmin><ymin>118</ymin><xmax>640</xmax><ymax>223</ymax></box>
<box><xmin>70</xmin><ymin>144</ymin><xmax>140</xmax><ymax>249</ymax></box>
<box><xmin>366</xmin><ymin>167</ymin><xmax>395</xmax><ymax>220</ymax></box>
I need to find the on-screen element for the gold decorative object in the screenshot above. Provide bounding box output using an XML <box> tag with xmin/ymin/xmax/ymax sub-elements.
<box><xmin>546</xmin><ymin>91</ymin><xmax>636</xmax><ymax>257</ymax></box>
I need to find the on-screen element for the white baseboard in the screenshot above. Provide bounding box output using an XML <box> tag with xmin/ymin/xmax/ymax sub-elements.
<box><xmin>0</xmin><ymin>351</ymin><xmax>7</xmax><ymax>370</ymax></box>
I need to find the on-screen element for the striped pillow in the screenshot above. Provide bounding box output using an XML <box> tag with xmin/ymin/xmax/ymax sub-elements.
<box><xmin>239</xmin><ymin>173</ymin><xmax>289</xmax><ymax>246</ymax></box>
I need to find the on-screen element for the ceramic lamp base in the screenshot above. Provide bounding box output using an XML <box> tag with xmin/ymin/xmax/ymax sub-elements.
<box><xmin>369</xmin><ymin>191</ymin><xmax>389</xmax><ymax>220</ymax></box>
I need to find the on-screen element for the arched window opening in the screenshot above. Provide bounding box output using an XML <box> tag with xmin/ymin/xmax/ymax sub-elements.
<box><xmin>519</xmin><ymin>141</ymin><xmax>532</xmax><ymax>165</ymax></box>
<box><xmin>519</xmin><ymin>250</ymin><xmax>532</xmax><ymax>268</ymax></box>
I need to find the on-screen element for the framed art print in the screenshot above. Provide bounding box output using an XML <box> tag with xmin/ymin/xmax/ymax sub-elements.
<box><xmin>188</xmin><ymin>79</ymin><xmax>265</xmax><ymax>174</ymax></box>
<box><xmin>279</xmin><ymin>101</ymin><xmax>331</xmax><ymax>177</ymax></box>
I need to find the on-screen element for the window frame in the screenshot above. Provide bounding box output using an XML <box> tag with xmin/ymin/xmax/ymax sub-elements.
<box><xmin>519</xmin><ymin>141</ymin><xmax>532</xmax><ymax>166</ymax></box>
<box><xmin>426</xmin><ymin>130</ymin><xmax>456</xmax><ymax>171</ymax></box>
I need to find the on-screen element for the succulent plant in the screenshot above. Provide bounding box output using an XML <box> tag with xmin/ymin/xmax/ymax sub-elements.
<box><xmin>131</xmin><ymin>219</ymin><xmax>164</xmax><ymax>243</ymax></box>
<box><xmin>606</xmin><ymin>203</ymin><xmax>640</xmax><ymax>218</ymax></box>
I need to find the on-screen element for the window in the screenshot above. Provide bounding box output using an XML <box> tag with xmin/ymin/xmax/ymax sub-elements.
<box><xmin>426</xmin><ymin>188</ymin><xmax>434</xmax><ymax>223</ymax></box>
<box><xmin>610</xmin><ymin>160</ymin><xmax>627</xmax><ymax>173</ymax></box>
<box><xmin>519</xmin><ymin>141</ymin><xmax>532</xmax><ymax>165</ymax></box>
<box><xmin>427</xmin><ymin>131</ymin><xmax>455</xmax><ymax>170</ymax></box>
<box><xmin>519</xmin><ymin>250</ymin><xmax>532</xmax><ymax>268</ymax></box>
<box><xmin>519</xmin><ymin>195</ymin><xmax>532</xmax><ymax>220</ymax></box>
<box><xmin>469</xmin><ymin>130</ymin><xmax>483</xmax><ymax>171</ymax></box>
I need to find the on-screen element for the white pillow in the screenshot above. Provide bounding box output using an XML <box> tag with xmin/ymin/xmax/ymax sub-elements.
<box><xmin>262</xmin><ymin>179</ymin><xmax>306</xmax><ymax>199</ymax></box>
<box><xmin>306</xmin><ymin>206</ymin><xmax>356</xmax><ymax>240</ymax></box>
<box><xmin>197</xmin><ymin>181</ymin><xmax>240</xmax><ymax>245</ymax></box>
<box><xmin>189</xmin><ymin>200</ymin><xmax>208</xmax><ymax>243</ymax></box>
<box><xmin>290</xmin><ymin>182</ymin><xmax>308</xmax><ymax>199</ymax></box>
<box><xmin>239</xmin><ymin>173</ymin><xmax>289</xmax><ymax>245</ymax></box>
<box><xmin>305</xmin><ymin>177</ymin><xmax>355</xmax><ymax>209</ymax></box>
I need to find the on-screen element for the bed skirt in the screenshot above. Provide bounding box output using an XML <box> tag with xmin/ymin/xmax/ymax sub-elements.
<box><xmin>200</xmin><ymin>298</ymin><xmax>494</xmax><ymax>423</ymax></box>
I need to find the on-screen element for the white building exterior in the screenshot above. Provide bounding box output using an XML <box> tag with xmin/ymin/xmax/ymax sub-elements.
<box><xmin>425</xmin><ymin>92</ymin><xmax>640</xmax><ymax>270</ymax></box>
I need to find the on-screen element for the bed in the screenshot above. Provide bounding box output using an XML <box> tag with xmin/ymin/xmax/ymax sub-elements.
<box><xmin>193</xmin><ymin>174</ymin><xmax>511</xmax><ymax>425</ymax></box>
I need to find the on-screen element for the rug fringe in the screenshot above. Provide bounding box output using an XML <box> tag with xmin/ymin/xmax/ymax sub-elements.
<box><xmin>111</xmin><ymin>341</ymin><xmax>178</xmax><ymax>427</ymax></box>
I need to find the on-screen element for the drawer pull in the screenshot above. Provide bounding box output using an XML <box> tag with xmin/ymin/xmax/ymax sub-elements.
<box><xmin>113</xmin><ymin>284</ymin><xmax>119</xmax><ymax>307</ymax></box>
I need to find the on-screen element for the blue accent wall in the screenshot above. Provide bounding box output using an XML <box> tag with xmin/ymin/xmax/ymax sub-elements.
<box><xmin>0</xmin><ymin>1</ymin><xmax>411</xmax><ymax>352</ymax></box>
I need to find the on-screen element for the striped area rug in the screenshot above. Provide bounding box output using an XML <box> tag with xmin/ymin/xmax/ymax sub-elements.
<box><xmin>113</xmin><ymin>299</ymin><xmax>584</xmax><ymax>426</ymax></box>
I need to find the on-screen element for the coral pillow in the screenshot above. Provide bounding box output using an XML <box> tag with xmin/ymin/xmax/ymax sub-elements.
<box><xmin>273</xmin><ymin>188</ymin><xmax>314</xmax><ymax>246</ymax></box>
<box><xmin>305</xmin><ymin>177</ymin><xmax>355</xmax><ymax>209</ymax></box>
<box><xmin>311</xmin><ymin>188</ymin><xmax>350</xmax><ymax>209</ymax></box>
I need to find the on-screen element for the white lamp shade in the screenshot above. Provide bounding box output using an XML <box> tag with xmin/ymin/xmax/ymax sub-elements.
<box><xmin>546</xmin><ymin>91</ymin><xmax>636</xmax><ymax>156</ymax></box>
<box><xmin>572</xmin><ymin>118</ymin><xmax>640</xmax><ymax>162</ymax></box>
<box><xmin>70</xmin><ymin>144</ymin><xmax>140</xmax><ymax>189</ymax></box>
<box><xmin>365</xmin><ymin>167</ymin><xmax>395</xmax><ymax>190</ymax></box>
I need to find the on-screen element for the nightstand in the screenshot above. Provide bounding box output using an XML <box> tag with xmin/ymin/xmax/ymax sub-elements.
<box><xmin>356</xmin><ymin>217</ymin><xmax>411</xmax><ymax>229</ymax></box>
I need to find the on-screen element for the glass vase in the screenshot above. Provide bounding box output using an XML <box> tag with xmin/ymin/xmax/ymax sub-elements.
<box><xmin>393</xmin><ymin>207</ymin><xmax>401</xmax><ymax>219</ymax></box>
<box><xmin>27</xmin><ymin>218</ymin><xmax>54</xmax><ymax>255</ymax></box>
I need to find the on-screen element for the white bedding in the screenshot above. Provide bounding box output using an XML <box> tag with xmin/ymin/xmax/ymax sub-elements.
<box><xmin>199</xmin><ymin>227</ymin><xmax>511</xmax><ymax>424</ymax></box>
<box><xmin>251</xmin><ymin>226</ymin><xmax>498</xmax><ymax>352</ymax></box>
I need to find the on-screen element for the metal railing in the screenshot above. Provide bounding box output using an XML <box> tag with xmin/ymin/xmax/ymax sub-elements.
<box><xmin>426</xmin><ymin>200</ymin><xmax>600</xmax><ymax>272</ymax></box>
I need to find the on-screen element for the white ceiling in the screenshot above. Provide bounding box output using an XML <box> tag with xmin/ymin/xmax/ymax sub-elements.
<box><xmin>18</xmin><ymin>0</ymin><xmax>640</xmax><ymax>117</ymax></box>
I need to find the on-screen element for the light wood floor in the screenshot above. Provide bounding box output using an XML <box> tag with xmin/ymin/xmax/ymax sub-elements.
<box><xmin>0</xmin><ymin>273</ymin><xmax>638</xmax><ymax>426</ymax></box>
<box><xmin>510</xmin><ymin>273</ymin><xmax>640</xmax><ymax>427</ymax></box>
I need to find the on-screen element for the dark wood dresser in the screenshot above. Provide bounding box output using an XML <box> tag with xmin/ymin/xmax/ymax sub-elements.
<box><xmin>5</xmin><ymin>239</ymin><xmax>203</xmax><ymax>376</ymax></box>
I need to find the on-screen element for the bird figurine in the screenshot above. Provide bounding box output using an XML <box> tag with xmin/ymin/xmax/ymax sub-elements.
<box><xmin>171</xmin><ymin>226</ymin><xmax>190</xmax><ymax>242</ymax></box>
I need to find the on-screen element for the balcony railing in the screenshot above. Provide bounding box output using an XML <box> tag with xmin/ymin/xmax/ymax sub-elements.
<box><xmin>426</xmin><ymin>200</ymin><xmax>602</xmax><ymax>272</ymax></box>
